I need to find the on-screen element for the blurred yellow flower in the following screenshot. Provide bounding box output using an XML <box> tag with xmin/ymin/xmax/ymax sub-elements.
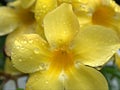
<box><xmin>68</xmin><ymin>0</ymin><xmax>120</xmax><ymax>68</ymax></box>
<box><xmin>10</xmin><ymin>3</ymin><xmax>120</xmax><ymax>90</ymax></box>
<box><xmin>0</xmin><ymin>0</ymin><xmax>35</xmax><ymax>36</ymax></box>
<box><xmin>73</xmin><ymin>0</ymin><xmax>120</xmax><ymax>29</ymax></box>
<box><xmin>0</xmin><ymin>0</ymin><xmax>36</xmax><ymax>56</ymax></box>
<box><xmin>5</xmin><ymin>25</ymin><xmax>35</xmax><ymax>56</ymax></box>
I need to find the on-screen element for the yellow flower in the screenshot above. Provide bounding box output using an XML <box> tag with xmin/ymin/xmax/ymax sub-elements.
<box><xmin>5</xmin><ymin>26</ymin><xmax>35</xmax><ymax>56</ymax></box>
<box><xmin>73</xmin><ymin>0</ymin><xmax>120</xmax><ymax>29</ymax></box>
<box><xmin>0</xmin><ymin>0</ymin><xmax>36</xmax><ymax>56</ymax></box>
<box><xmin>33</xmin><ymin>0</ymin><xmax>120</xmax><ymax>38</ymax></box>
<box><xmin>68</xmin><ymin>0</ymin><xmax>120</xmax><ymax>68</ymax></box>
<box><xmin>10</xmin><ymin>3</ymin><xmax>120</xmax><ymax>90</ymax></box>
<box><xmin>0</xmin><ymin>0</ymin><xmax>35</xmax><ymax>36</ymax></box>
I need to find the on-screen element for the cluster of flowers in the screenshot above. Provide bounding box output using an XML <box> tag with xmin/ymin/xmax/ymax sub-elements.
<box><xmin>1</xmin><ymin>0</ymin><xmax>120</xmax><ymax>90</ymax></box>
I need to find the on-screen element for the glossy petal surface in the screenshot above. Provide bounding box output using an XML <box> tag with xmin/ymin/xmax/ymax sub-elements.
<box><xmin>44</xmin><ymin>3</ymin><xmax>79</xmax><ymax>48</ymax></box>
<box><xmin>75</xmin><ymin>11</ymin><xmax>92</xmax><ymax>26</ymax></box>
<box><xmin>26</xmin><ymin>71</ymin><xmax>64</xmax><ymax>90</ymax></box>
<box><xmin>73</xmin><ymin>25</ymin><xmax>120</xmax><ymax>67</ymax></box>
<box><xmin>0</xmin><ymin>7</ymin><xmax>19</xmax><ymax>36</ymax></box>
<box><xmin>26</xmin><ymin>64</ymin><xmax>108</xmax><ymax>90</ymax></box>
<box><xmin>64</xmin><ymin>64</ymin><xmax>108</xmax><ymax>90</ymax></box>
<box><xmin>5</xmin><ymin>25</ymin><xmax>35</xmax><ymax>56</ymax></box>
<box><xmin>11</xmin><ymin>34</ymin><xmax>51</xmax><ymax>73</ymax></box>
<box><xmin>35</xmin><ymin>0</ymin><xmax>57</xmax><ymax>24</ymax></box>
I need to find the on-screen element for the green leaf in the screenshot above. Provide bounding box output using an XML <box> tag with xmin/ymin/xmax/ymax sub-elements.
<box><xmin>100</xmin><ymin>64</ymin><xmax>120</xmax><ymax>90</ymax></box>
<box><xmin>16</xmin><ymin>88</ymin><xmax>24</xmax><ymax>90</ymax></box>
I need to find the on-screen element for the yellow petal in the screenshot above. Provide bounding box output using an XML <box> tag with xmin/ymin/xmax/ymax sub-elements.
<box><xmin>115</xmin><ymin>52</ymin><xmax>120</xmax><ymax>68</ymax></box>
<box><xmin>111</xmin><ymin>0</ymin><xmax>120</xmax><ymax>12</ymax></box>
<box><xmin>65</xmin><ymin>64</ymin><xmax>108</xmax><ymax>90</ymax></box>
<box><xmin>0</xmin><ymin>7</ymin><xmax>19</xmax><ymax>36</ymax></box>
<box><xmin>112</xmin><ymin>13</ymin><xmax>120</xmax><ymax>37</ymax></box>
<box><xmin>4</xmin><ymin>58</ymin><xmax>21</xmax><ymax>75</ymax></box>
<box><xmin>35</xmin><ymin>0</ymin><xmax>57</xmax><ymax>25</ymax></box>
<box><xmin>20</xmin><ymin>0</ymin><xmax>36</xmax><ymax>8</ymax></box>
<box><xmin>11</xmin><ymin>34</ymin><xmax>51</xmax><ymax>73</ymax></box>
<box><xmin>35</xmin><ymin>25</ymin><xmax>46</xmax><ymax>40</ymax></box>
<box><xmin>58</xmin><ymin>0</ymin><xmax>92</xmax><ymax>26</ymax></box>
<box><xmin>5</xmin><ymin>25</ymin><xmax>35</xmax><ymax>56</ymax></box>
<box><xmin>75</xmin><ymin>11</ymin><xmax>92</xmax><ymax>26</ymax></box>
<box><xmin>73</xmin><ymin>25</ymin><xmax>120</xmax><ymax>67</ymax></box>
<box><xmin>7</xmin><ymin>0</ymin><xmax>22</xmax><ymax>8</ymax></box>
<box><xmin>26</xmin><ymin>71</ymin><xmax>64</xmax><ymax>90</ymax></box>
<box><xmin>70</xmin><ymin>0</ymin><xmax>99</xmax><ymax>12</ymax></box>
<box><xmin>44</xmin><ymin>3</ymin><xmax>79</xmax><ymax>48</ymax></box>
<box><xmin>26</xmin><ymin>64</ymin><xmax>108</xmax><ymax>90</ymax></box>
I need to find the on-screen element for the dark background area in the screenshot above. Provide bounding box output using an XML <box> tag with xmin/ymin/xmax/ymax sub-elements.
<box><xmin>0</xmin><ymin>0</ymin><xmax>120</xmax><ymax>5</ymax></box>
<box><xmin>0</xmin><ymin>0</ymin><xmax>6</xmax><ymax>5</ymax></box>
<box><xmin>115</xmin><ymin>0</ymin><xmax>120</xmax><ymax>5</ymax></box>
<box><xmin>0</xmin><ymin>0</ymin><xmax>14</xmax><ymax>5</ymax></box>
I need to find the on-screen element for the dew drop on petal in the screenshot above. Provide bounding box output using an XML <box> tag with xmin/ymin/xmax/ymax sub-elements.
<box><xmin>43</xmin><ymin>5</ymin><xmax>47</xmax><ymax>8</ymax></box>
<box><xmin>96</xmin><ymin>66</ymin><xmax>103</xmax><ymax>70</ymax></box>
<box><xmin>38</xmin><ymin>63</ymin><xmax>47</xmax><ymax>71</ymax></box>
<box><xmin>34</xmin><ymin>77</ymin><xmax>39</xmax><ymax>81</ymax></box>
<box><xmin>75</xmin><ymin>60</ymin><xmax>81</xmax><ymax>68</ymax></box>
<box><xmin>16</xmin><ymin>46</ymin><xmax>20</xmax><ymax>49</ymax></box>
<box><xmin>21</xmin><ymin>47</ymin><xmax>25</xmax><ymax>50</ymax></box>
<box><xmin>18</xmin><ymin>59</ymin><xmax>22</xmax><ymax>62</ymax></box>
<box><xmin>29</xmin><ymin>39</ymin><xmax>33</xmax><ymax>43</ymax></box>
<box><xmin>34</xmin><ymin>48</ymin><xmax>40</xmax><ymax>54</ymax></box>
<box><xmin>45</xmin><ymin>80</ymin><xmax>48</xmax><ymax>84</ymax></box>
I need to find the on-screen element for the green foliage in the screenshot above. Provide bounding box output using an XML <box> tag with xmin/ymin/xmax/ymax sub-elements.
<box><xmin>101</xmin><ymin>64</ymin><xmax>120</xmax><ymax>90</ymax></box>
<box><xmin>16</xmin><ymin>88</ymin><xmax>24</xmax><ymax>90</ymax></box>
<box><xmin>0</xmin><ymin>36</ymin><xmax>6</xmax><ymax>70</ymax></box>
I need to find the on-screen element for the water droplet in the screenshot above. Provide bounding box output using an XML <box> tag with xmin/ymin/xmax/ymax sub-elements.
<box><xmin>41</xmin><ymin>42</ymin><xmax>45</xmax><ymax>46</ymax></box>
<box><xmin>63</xmin><ymin>22</ymin><xmax>66</xmax><ymax>25</ymax></box>
<box><xmin>45</xmin><ymin>80</ymin><xmax>48</xmax><ymax>84</ymax></box>
<box><xmin>34</xmin><ymin>48</ymin><xmax>40</xmax><ymax>54</ymax></box>
<box><xmin>43</xmin><ymin>5</ymin><xmax>47</xmax><ymax>8</ymax></box>
<box><xmin>23</xmin><ymin>41</ymin><xmax>27</xmax><ymax>44</ymax></box>
<box><xmin>29</xmin><ymin>39</ymin><xmax>33</xmax><ymax>43</ymax></box>
<box><xmin>75</xmin><ymin>60</ymin><xmax>81</xmax><ymax>67</ymax></box>
<box><xmin>38</xmin><ymin>63</ymin><xmax>47</xmax><ymax>70</ymax></box>
<box><xmin>16</xmin><ymin>46</ymin><xmax>20</xmax><ymax>49</ymax></box>
<box><xmin>59</xmin><ymin>71</ymin><xmax>67</xmax><ymax>81</ymax></box>
<box><xmin>96</xmin><ymin>66</ymin><xmax>102</xmax><ymax>70</ymax></box>
<box><xmin>19</xmin><ymin>59</ymin><xmax>22</xmax><ymax>62</ymax></box>
<box><xmin>22</xmin><ymin>47</ymin><xmax>25</xmax><ymax>50</ymax></box>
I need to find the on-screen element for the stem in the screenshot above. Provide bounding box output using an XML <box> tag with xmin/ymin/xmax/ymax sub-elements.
<box><xmin>0</xmin><ymin>72</ymin><xmax>28</xmax><ymax>89</ymax></box>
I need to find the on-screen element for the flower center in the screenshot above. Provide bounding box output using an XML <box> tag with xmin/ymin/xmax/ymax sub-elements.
<box><xmin>92</xmin><ymin>5</ymin><xmax>115</xmax><ymax>27</ymax></box>
<box><xmin>17</xmin><ymin>9</ymin><xmax>35</xmax><ymax>25</ymax></box>
<box><xmin>49</xmin><ymin>47</ymin><xmax>74</xmax><ymax>75</ymax></box>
